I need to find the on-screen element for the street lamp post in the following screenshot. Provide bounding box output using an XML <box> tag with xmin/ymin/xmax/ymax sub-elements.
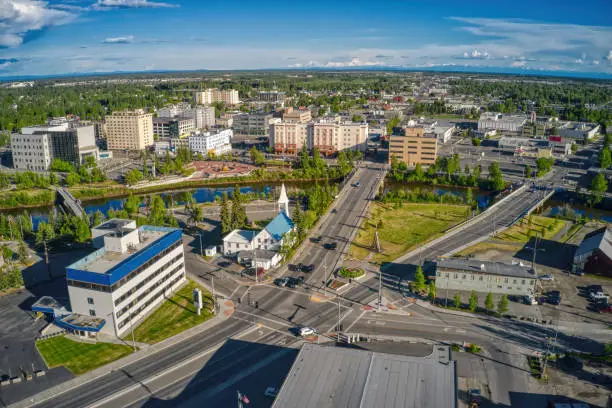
<box><xmin>197</xmin><ymin>234</ymin><xmax>203</xmax><ymax>257</ymax></box>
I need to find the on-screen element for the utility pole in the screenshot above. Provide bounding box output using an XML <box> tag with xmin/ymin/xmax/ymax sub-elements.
<box><xmin>211</xmin><ymin>276</ymin><xmax>216</xmax><ymax>314</ymax></box>
<box><xmin>337</xmin><ymin>294</ymin><xmax>341</xmax><ymax>336</ymax></box>
<box><xmin>378</xmin><ymin>270</ymin><xmax>382</xmax><ymax>310</ymax></box>
<box><xmin>43</xmin><ymin>240</ymin><xmax>51</xmax><ymax>280</ymax></box>
<box><xmin>197</xmin><ymin>234</ymin><xmax>203</xmax><ymax>257</ymax></box>
<box><xmin>128</xmin><ymin>309</ymin><xmax>136</xmax><ymax>352</ymax></box>
<box><xmin>323</xmin><ymin>264</ymin><xmax>327</xmax><ymax>297</ymax></box>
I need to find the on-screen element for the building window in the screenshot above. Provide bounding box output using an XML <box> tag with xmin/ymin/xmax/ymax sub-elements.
<box><xmin>87</xmin><ymin>297</ymin><xmax>94</xmax><ymax>305</ymax></box>
<box><xmin>462</xmin><ymin>274</ymin><xmax>466</xmax><ymax>279</ymax></box>
<box><xmin>479</xmin><ymin>276</ymin><xmax>483</xmax><ymax>281</ymax></box>
<box><xmin>454</xmin><ymin>273</ymin><xmax>458</xmax><ymax>279</ymax></box>
<box><xmin>89</xmin><ymin>309</ymin><xmax>96</xmax><ymax>317</ymax></box>
<box><xmin>522</xmin><ymin>280</ymin><xmax>526</xmax><ymax>284</ymax></box>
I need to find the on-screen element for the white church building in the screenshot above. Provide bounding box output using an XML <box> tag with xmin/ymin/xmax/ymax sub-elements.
<box><xmin>222</xmin><ymin>184</ymin><xmax>295</xmax><ymax>269</ymax></box>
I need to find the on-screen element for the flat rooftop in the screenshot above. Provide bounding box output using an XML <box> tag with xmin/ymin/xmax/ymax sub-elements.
<box><xmin>436</xmin><ymin>258</ymin><xmax>535</xmax><ymax>279</ymax></box>
<box><xmin>57</xmin><ymin>314</ymin><xmax>106</xmax><ymax>332</ymax></box>
<box><xmin>80</xmin><ymin>229</ymin><xmax>166</xmax><ymax>274</ymax></box>
<box><xmin>272</xmin><ymin>344</ymin><xmax>456</xmax><ymax>408</ymax></box>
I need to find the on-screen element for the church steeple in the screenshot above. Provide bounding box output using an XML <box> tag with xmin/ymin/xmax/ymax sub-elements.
<box><xmin>277</xmin><ymin>183</ymin><xmax>289</xmax><ymax>217</ymax></box>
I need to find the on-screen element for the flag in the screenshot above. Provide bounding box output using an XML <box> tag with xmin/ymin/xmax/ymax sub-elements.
<box><xmin>242</xmin><ymin>394</ymin><xmax>250</xmax><ymax>404</ymax></box>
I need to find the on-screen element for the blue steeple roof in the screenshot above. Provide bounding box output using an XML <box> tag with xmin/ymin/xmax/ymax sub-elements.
<box><xmin>265</xmin><ymin>211</ymin><xmax>294</xmax><ymax>241</ymax></box>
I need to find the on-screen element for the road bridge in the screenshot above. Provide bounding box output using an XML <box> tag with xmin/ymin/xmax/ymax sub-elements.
<box><xmin>54</xmin><ymin>187</ymin><xmax>86</xmax><ymax>218</ymax></box>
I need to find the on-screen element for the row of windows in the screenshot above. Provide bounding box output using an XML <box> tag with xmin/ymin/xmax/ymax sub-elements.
<box><xmin>440</xmin><ymin>272</ymin><xmax>530</xmax><ymax>285</ymax></box>
<box><xmin>114</xmin><ymin>254</ymin><xmax>183</xmax><ymax>307</ymax></box>
<box><xmin>117</xmin><ymin>268</ymin><xmax>185</xmax><ymax>329</ymax></box>
<box><xmin>116</xmin><ymin>261</ymin><xmax>184</xmax><ymax>320</ymax></box>
<box><xmin>67</xmin><ymin>239</ymin><xmax>182</xmax><ymax>293</ymax></box>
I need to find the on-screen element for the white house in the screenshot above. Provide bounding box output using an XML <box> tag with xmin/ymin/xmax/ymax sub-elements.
<box><xmin>222</xmin><ymin>184</ymin><xmax>294</xmax><ymax>269</ymax></box>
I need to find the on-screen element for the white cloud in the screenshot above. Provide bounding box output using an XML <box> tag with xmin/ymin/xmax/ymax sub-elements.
<box><xmin>0</xmin><ymin>0</ymin><xmax>77</xmax><ymax>47</ymax></box>
<box><xmin>593</xmin><ymin>60</ymin><xmax>600</xmax><ymax>65</ymax></box>
<box><xmin>511</xmin><ymin>61</ymin><xmax>527</xmax><ymax>67</ymax></box>
<box><xmin>607</xmin><ymin>50</ymin><xmax>612</xmax><ymax>62</ymax></box>
<box><xmin>323</xmin><ymin>57</ymin><xmax>384</xmax><ymax>67</ymax></box>
<box><xmin>93</xmin><ymin>0</ymin><xmax>178</xmax><ymax>9</ymax></box>
<box><xmin>575</xmin><ymin>58</ymin><xmax>584</xmax><ymax>64</ymax></box>
<box><xmin>102</xmin><ymin>36</ymin><xmax>134</xmax><ymax>44</ymax></box>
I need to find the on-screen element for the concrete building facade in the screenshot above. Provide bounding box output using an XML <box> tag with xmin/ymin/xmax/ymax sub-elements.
<box><xmin>282</xmin><ymin>107</ymin><xmax>312</xmax><ymax>124</ymax></box>
<box><xmin>233</xmin><ymin>113</ymin><xmax>273</xmax><ymax>137</ymax></box>
<box><xmin>158</xmin><ymin>104</ymin><xmax>215</xmax><ymax>129</ymax></box>
<box><xmin>188</xmin><ymin>129</ymin><xmax>233</xmax><ymax>156</ymax></box>
<box><xmin>434</xmin><ymin>258</ymin><xmax>537</xmax><ymax>296</ymax></box>
<box><xmin>193</xmin><ymin>89</ymin><xmax>240</xmax><ymax>105</ymax></box>
<box><xmin>270</xmin><ymin>119</ymin><xmax>368</xmax><ymax>155</ymax></box>
<box><xmin>478</xmin><ymin>112</ymin><xmax>527</xmax><ymax>132</ymax></box>
<box><xmin>66</xmin><ymin>220</ymin><xmax>186</xmax><ymax>337</ymax></box>
<box><xmin>106</xmin><ymin>109</ymin><xmax>154</xmax><ymax>150</ymax></box>
<box><xmin>153</xmin><ymin>117</ymin><xmax>195</xmax><ymax>138</ymax></box>
<box><xmin>388</xmin><ymin>126</ymin><xmax>438</xmax><ymax>166</ymax></box>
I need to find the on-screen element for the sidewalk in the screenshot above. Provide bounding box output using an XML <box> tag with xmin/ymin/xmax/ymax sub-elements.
<box><xmin>10</xmin><ymin>297</ymin><xmax>235</xmax><ymax>408</ymax></box>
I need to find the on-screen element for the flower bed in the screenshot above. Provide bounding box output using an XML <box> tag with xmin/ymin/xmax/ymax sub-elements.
<box><xmin>337</xmin><ymin>267</ymin><xmax>365</xmax><ymax>279</ymax></box>
<box><xmin>328</xmin><ymin>279</ymin><xmax>347</xmax><ymax>291</ymax></box>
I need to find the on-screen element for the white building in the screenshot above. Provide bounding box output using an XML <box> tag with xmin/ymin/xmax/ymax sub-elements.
<box><xmin>153</xmin><ymin>117</ymin><xmax>195</xmax><ymax>138</ymax></box>
<box><xmin>158</xmin><ymin>104</ymin><xmax>215</xmax><ymax>129</ymax></box>
<box><xmin>188</xmin><ymin>129</ymin><xmax>233</xmax><ymax>156</ymax></box>
<box><xmin>66</xmin><ymin>220</ymin><xmax>186</xmax><ymax>337</ymax></box>
<box><xmin>478</xmin><ymin>112</ymin><xmax>527</xmax><ymax>132</ymax></box>
<box><xmin>12</xmin><ymin>119</ymin><xmax>99</xmax><ymax>171</ymax></box>
<box><xmin>222</xmin><ymin>185</ymin><xmax>294</xmax><ymax>268</ymax></box>
<box><xmin>557</xmin><ymin>122</ymin><xmax>600</xmax><ymax>142</ymax></box>
<box><xmin>434</xmin><ymin>126</ymin><xmax>454</xmax><ymax>144</ymax></box>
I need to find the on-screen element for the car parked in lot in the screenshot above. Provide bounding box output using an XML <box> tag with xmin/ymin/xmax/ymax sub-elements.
<box><xmin>547</xmin><ymin>290</ymin><xmax>561</xmax><ymax>305</ymax></box>
<box><xmin>302</xmin><ymin>264</ymin><xmax>315</xmax><ymax>273</ymax></box>
<box><xmin>325</xmin><ymin>242</ymin><xmax>338</xmax><ymax>250</ymax></box>
<box><xmin>274</xmin><ymin>277</ymin><xmax>289</xmax><ymax>287</ymax></box>
<box><xmin>524</xmin><ymin>295</ymin><xmax>538</xmax><ymax>305</ymax></box>
<box><xmin>264</xmin><ymin>386</ymin><xmax>278</xmax><ymax>398</ymax></box>
<box><xmin>538</xmin><ymin>274</ymin><xmax>554</xmax><ymax>281</ymax></box>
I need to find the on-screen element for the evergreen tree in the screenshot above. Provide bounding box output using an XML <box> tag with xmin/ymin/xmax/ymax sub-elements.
<box><xmin>293</xmin><ymin>202</ymin><xmax>306</xmax><ymax>240</ymax></box>
<box><xmin>124</xmin><ymin>194</ymin><xmax>141</xmax><ymax>216</ymax></box>
<box><xmin>148</xmin><ymin>195</ymin><xmax>167</xmax><ymax>226</ymax></box>
<box><xmin>414</xmin><ymin>265</ymin><xmax>426</xmax><ymax>293</ymax></box>
<box><xmin>17</xmin><ymin>240</ymin><xmax>29</xmax><ymax>263</ymax></box>
<box><xmin>92</xmin><ymin>210</ymin><xmax>104</xmax><ymax>227</ymax></box>
<box><xmin>485</xmin><ymin>292</ymin><xmax>494</xmax><ymax>311</ymax></box>
<box><xmin>428</xmin><ymin>281</ymin><xmax>436</xmax><ymax>303</ymax></box>
<box><xmin>231</xmin><ymin>188</ymin><xmax>247</xmax><ymax>230</ymax></box>
<box><xmin>498</xmin><ymin>294</ymin><xmax>509</xmax><ymax>314</ymax></box>
<box><xmin>453</xmin><ymin>293</ymin><xmax>461</xmax><ymax>308</ymax></box>
<box><xmin>220</xmin><ymin>192</ymin><xmax>232</xmax><ymax>234</ymax></box>
<box><xmin>469</xmin><ymin>291</ymin><xmax>478</xmax><ymax>312</ymax></box>
<box><xmin>75</xmin><ymin>217</ymin><xmax>91</xmax><ymax>243</ymax></box>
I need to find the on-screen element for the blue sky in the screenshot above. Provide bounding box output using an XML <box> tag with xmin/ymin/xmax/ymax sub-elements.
<box><xmin>1</xmin><ymin>0</ymin><xmax>612</xmax><ymax>78</ymax></box>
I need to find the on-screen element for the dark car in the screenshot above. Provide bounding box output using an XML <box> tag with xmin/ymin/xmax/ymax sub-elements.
<box><xmin>302</xmin><ymin>264</ymin><xmax>315</xmax><ymax>273</ymax></box>
<box><xmin>325</xmin><ymin>242</ymin><xmax>338</xmax><ymax>250</ymax></box>
<box><xmin>548</xmin><ymin>290</ymin><xmax>561</xmax><ymax>305</ymax></box>
<box><xmin>588</xmin><ymin>285</ymin><xmax>603</xmax><ymax>295</ymax></box>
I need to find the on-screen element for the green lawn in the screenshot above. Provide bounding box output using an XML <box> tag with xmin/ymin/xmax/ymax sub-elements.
<box><xmin>496</xmin><ymin>215</ymin><xmax>566</xmax><ymax>243</ymax></box>
<box><xmin>350</xmin><ymin>202</ymin><xmax>470</xmax><ymax>263</ymax></box>
<box><xmin>36</xmin><ymin>336</ymin><xmax>133</xmax><ymax>375</ymax></box>
<box><xmin>128</xmin><ymin>280</ymin><xmax>214</xmax><ymax>344</ymax></box>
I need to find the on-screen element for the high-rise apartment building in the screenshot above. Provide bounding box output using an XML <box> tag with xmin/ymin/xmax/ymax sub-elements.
<box><xmin>12</xmin><ymin>118</ymin><xmax>99</xmax><ymax>171</ymax></box>
<box><xmin>158</xmin><ymin>104</ymin><xmax>215</xmax><ymax>129</ymax></box>
<box><xmin>270</xmin><ymin>118</ymin><xmax>368</xmax><ymax>155</ymax></box>
<box><xmin>388</xmin><ymin>126</ymin><xmax>438</xmax><ymax>166</ymax></box>
<box><xmin>282</xmin><ymin>107</ymin><xmax>312</xmax><ymax>124</ymax></box>
<box><xmin>105</xmin><ymin>109</ymin><xmax>154</xmax><ymax>150</ymax></box>
<box><xmin>233</xmin><ymin>113</ymin><xmax>274</xmax><ymax>137</ymax></box>
<box><xmin>193</xmin><ymin>89</ymin><xmax>240</xmax><ymax>105</ymax></box>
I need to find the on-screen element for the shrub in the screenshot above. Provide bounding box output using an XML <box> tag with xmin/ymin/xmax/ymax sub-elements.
<box><xmin>337</xmin><ymin>267</ymin><xmax>365</xmax><ymax>279</ymax></box>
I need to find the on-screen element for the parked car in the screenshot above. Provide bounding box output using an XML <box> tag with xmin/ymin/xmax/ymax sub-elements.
<box><xmin>524</xmin><ymin>295</ymin><xmax>538</xmax><ymax>305</ymax></box>
<box><xmin>264</xmin><ymin>386</ymin><xmax>278</xmax><ymax>398</ymax></box>
<box><xmin>298</xmin><ymin>327</ymin><xmax>316</xmax><ymax>337</ymax></box>
<box><xmin>590</xmin><ymin>293</ymin><xmax>609</xmax><ymax>302</ymax></box>
<box><xmin>353</xmin><ymin>181</ymin><xmax>361</xmax><ymax>187</ymax></box>
<box><xmin>548</xmin><ymin>290</ymin><xmax>561</xmax><ymax>305</ymax></box>
<box><xmin>588</xmin><ymin>285</ymin><xmax>605</xmax><ymax>299</ymax></box>
<box><xmin>538</xmin><ymin>274</ymin><xmax>554</xmax><ymax>281</ymax></box>
<box><xmin>302</xmin><ymin>264</ymin><xmax>315</xmax><ymax>273</ymax></box>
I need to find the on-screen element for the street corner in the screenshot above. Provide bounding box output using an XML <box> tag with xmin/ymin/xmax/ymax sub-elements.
<box><xmin>310</xmin><ymin>294</ymin><xmax>330</xmax><ymax>303</ymax></box>
<box><xmin>223</xmin><ymin>299</ymin><xmax>235</xmax><ymax>316</ymax></box>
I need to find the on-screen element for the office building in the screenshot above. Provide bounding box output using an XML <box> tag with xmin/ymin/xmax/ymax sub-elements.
<box><xmin>557</xmin><ymin>122</ymin><xmax>600</xmax><ymax>143</ymax></box>
<box><xmin>66</xmin><ymin>219</ymin><xmax>186</xmax><ymax>337</ymax></box>
<box><xmin>193</xmin><ymin>88</ymin><xmax>240</xmax><ymax>105</ymax></box>
<box><xmin>258</xmin><ymin>91</ymin><xmax>286</xmax><ymax>103</ymax></box>
<box><xmin>434</xmin><ymin>258</ymin><xmax>536</xmax><ymax>296</ymax></box>
<box><xmin>105</xmin><ymin>109</ymin><xmax>154</xmax><ymax>150</ymax></box>
<box><xmin>478</xmin><ymin>112</ymin><xmax>527</xmax><ymax>133</ymax></box>
<box><xmin>282</xmin><ymin>107</ymin><xmax>312</xmax><ymax>123</ymax></box>
<box><xmin>233</xmin><ymin>113</ymin><xmax>274</xmax><ymax>137</ymax></box>
<box><xmin>270</xmin><ymin>119</ymin><xmax>368</xmax><ymax>155</ymax></box>
<box><xmin>12</xmin><ymin>119</ymin><xmax>99</xmax><ymax>171</ymax></box>
<box><xmin>216</xmin><ymin>112</ymin><xmax>235</xmax><ymax>128</ymax></box>
<box><xmin>158</xmin><ymin>104</ymin><xmax>215</xmax><ymax>129</ymax></box>
<box><xmin>388</xmin><ymin>126</ymin><xmax>438</xmax><ymax>166</ymax></box>
<box><xmin>188</xmin><ymin>129</ymin><xmax>233</xmax><ymax>156</ymax></box>
<box><xmin>153</xmin><ymin>117</ymin><xmax>195</xmax><ymax>138</ymax></box>
<box><xmin>272</xmin><ymin>343</ymin><xmax>456</xmax><ymax>408</ymax></box>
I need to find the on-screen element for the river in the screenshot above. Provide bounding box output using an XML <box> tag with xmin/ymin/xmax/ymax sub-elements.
<box><xmin>385</xmin><ymin>181</ymin><xmax>494</xmax><ymax>209</ymax></box>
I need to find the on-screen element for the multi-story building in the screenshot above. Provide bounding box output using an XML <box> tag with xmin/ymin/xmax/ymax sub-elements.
<box><xmin>188</xmin><ymin>129</ymin><xmax>233</xmax><ymax>156</ymax></box>
<box><xmin>478</xmin><ymin>112</ymin><xmax>527</xmax><ymax>133</ymax></box>
<box><xmin>105</xmin><ymin>109</ymin><xmax>154</xmax><ymax>150</ymax></box>
<box><xmin>158</xmin><ymin>104</ymin><xmax>215</xmax><ymax>129</ymax></box>
<box><xmin>66</xmin><ymin>219</ymin><xmax>186</xmax><ymax>337</ymax></box>
<box><xmin>216</xmin><ymin>112</ymin><xmax>235</xmax><ymax>128</ymax></box>
<box><xmin>258</xmin><ymin>91</ymin><xmax>286</xmax><ymax>103</ymax></box>
<box><xmin>270</xmin><ymin>119</ymin><xmax>368</xmax><ymax>155</ymax></box>
<box><xmin>434</xmin><ymin>258</ymin><xmax>537</xmax><ymax>296</ymax></box>
<box><xmin>233</xmin><ymin>113</ymin><xmax>274</xmax><ymax>137</ymax></box>
<box><xmin>557</xmin><ymin>121</ymin><xmax>600</xmax><ymax>143</ymax></box>
<box><xmin>12</xmin><ymin>119</ymin><xmax>99</xmax><ymax>171</ymax></box>
<box><xmin>388</xmin><ymin>126</ymin><xmax>437</xmax><ymax>166</ymax></box>
<box><xmin>153</xmin><ymin>117</ymin><xmax>195</xmax><ymax>138</ymax></box>
<box><xmin>282</xmin><ymin>107</ymin><xmax>312</xmax><ymax>124</ymax></box>
<box><xmin>193</xmin><ymin>88</ymin><xmax>240</xmax><ymax>105</ymax></box>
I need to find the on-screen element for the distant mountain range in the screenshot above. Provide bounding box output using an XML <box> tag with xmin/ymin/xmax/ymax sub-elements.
<box><xmin>1</xmin><ymin>66</ymin><xmax>611</xmax><ymax>82</ymax></box>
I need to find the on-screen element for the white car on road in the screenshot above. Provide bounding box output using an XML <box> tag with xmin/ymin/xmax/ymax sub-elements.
<box><xmin>298</xmin><ymin>327</ymin><xmax>316</xmax><ymax>337</ymax></box>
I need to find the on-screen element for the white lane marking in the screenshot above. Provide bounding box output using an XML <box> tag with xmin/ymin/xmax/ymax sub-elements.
<box><xmin>345</xmin><ymin>310</ymin><xmax>366</xmax><ymax>333</ymax></box>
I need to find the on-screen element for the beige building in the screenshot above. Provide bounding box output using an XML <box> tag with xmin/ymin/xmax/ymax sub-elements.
<box><xmin>282</xmin><ymin>107</ymin><xmax>312</xmax><ymax>124</ymax></box>
<box><xmin>106</xmin><ymin>110</ymin><xmax>154</xmax><ymax>150</ymax></box>
<box><xmin>270</xmin><ymin>119</ymin><xmax>368</xmax><ymax>155</ymax></box>
<box><xmin>193</xmin><ymin>89</ymin><xmax>240</xmax><ymax>105</ymax></box>
<box><xmin>389</xmin><ymin>126</ymin><xmax>437</xmax><ymax>165</ymax></box>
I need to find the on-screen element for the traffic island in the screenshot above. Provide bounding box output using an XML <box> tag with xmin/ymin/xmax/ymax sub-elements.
<box><xmin>36</xmin><ymin>335</ymin><xmax>134</xmax><ymax>375</ymax></box>
<box><xmin>126</xmin><ymin>280</ymin><xmax>214</xmax><ymax>344</ymax></box>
